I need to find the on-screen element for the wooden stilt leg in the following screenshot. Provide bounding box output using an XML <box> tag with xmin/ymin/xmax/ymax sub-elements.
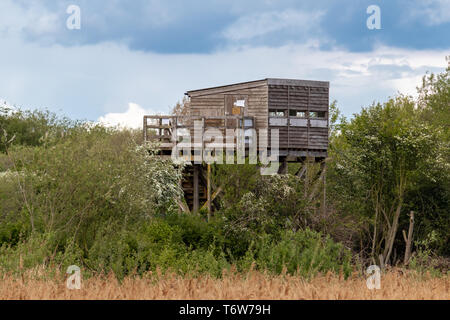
<box><xmin>323</xmin><ymin>161</ymin><xmax>327</xmax><ymax>214</ymax></box>
<box><xmin>304</xmin><ymin>161</ymin><xmax>308</xmax><ymax>198</ymax></box>
<box><xmin>278</xmin><ymin>157</ymin><xmax>287</xmax><ymax>174</ymax></box>
<box><xmin>193</xmin><ymin>165</ymin><xmax>199</xmax><ymax>212</ymax></box>
<box><xmin>207</xmin><ymin>164</ymin><xmax>211</xmax><ymax>220</ymax></box>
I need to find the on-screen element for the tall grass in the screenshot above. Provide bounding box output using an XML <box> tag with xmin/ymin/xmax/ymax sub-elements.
<box><xmin>0</xmin><ymin>269</ymin><xmax>448</xmax><ymax>300</ymax></box>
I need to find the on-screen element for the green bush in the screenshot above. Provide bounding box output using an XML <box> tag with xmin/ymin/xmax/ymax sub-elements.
<box><xmin>249</xmin><ymin>229</ymin><xmax>352</xmax><ymax>277</ymax></box>
<box><xmin>0</xmin><ymin>232</ymin><xmax>83</xmax><ymax>275</ymax></box>
<box><xmin>0</xmin><ymin>106</ymin><xmax>74</xmax><ymax>153</ymax></box>
<box><xmin>179</xmin><ymin>246</ymin><xmax>230</xmax><ymax>277</ymax></box>
<box><xmin>0</xmin><ymin>107</ymin><xmax>371</xmax><ymax>279</ymax></box>
<box><xmin>1</xmin><ymin>125</ymin><xmax>183</xmax><ymax>250</ymax></box>
<box><xmin>165</xmin><ymin>213</ymin><xmax>224</xmax><ymax>250</ymax></box>
<box><xmin>0</xmin><ymin>222</ymin><xmax>28</xmax><ymax>247</ymax></box>
<box><xmin>84</xmin><ymin>218</ymin><xmax>230</xmax><ymax>278</ymax></box>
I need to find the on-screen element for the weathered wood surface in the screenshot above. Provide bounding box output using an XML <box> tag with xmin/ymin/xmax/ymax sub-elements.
<box><xmin>267</xmin><ymin>82</ymin><xmax>329</xmax><ymax>151</ymax></box>
<box><xmin>189</xmin><ymin>85</ymin><xmax>268</xmax><ymax>130</ymax></box>
<box><xmin>147</xmin><ymin>78</ymin><xmax>329</xmax><ymax>154</ymax></box>
<box><xmin>144</xmin><ymin>115</ymin><xmax>255</xmax><ymax>150</ymax></box>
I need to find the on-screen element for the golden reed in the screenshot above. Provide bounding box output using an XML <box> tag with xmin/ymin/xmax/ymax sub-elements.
<box><xmin>0</xmin><ymin>269</ymin><xmax>448</xmax><ymax>300</ymax></box>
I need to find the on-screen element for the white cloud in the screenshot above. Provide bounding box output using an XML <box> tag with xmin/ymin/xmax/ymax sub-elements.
<box><xmin>98</xmin><ymin>103</ymin><xmax>155</xmax><ymax>129</ymax></box>
<box><xmin>223</xmin><ymin>9</ymin><xmax>324</xmax><ymax>40</ymax></box>
<box><xmin>410</xmin><ymin>0</ymin><xmax>450</xmax><ymax>25</ymax></box>
<box><xmin>1</xmin><ymin>0</ymin><xmax>448</xmax><ymax>127</ymax></box>
<box><xmin>0</xmin><ymin>31</ymin><xmax>448</xmax><ymax>121</ymax></box>
<box><xmin>0</xmin><ymin>0</ymin><xmax>60</xmax><ymax>36</ymax></box>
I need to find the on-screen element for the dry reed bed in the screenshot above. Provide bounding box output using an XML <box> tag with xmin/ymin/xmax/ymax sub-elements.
<box><xmin>0</xmin><ymin>270</ymin><xmax>448</xmax><ymax>300</ymax></box>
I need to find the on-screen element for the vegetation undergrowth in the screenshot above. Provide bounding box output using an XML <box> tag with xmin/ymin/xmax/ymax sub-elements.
<box><xmin>0</xmin><ymin>60</ymin><xmax>448</xmax><ymax>280</ymax></box>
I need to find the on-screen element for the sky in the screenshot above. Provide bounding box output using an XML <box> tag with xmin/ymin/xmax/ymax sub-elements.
<box><xmin>1</xmin><ymin>0</ymin><xmax>449</xmax><ymax>128</ymax></box>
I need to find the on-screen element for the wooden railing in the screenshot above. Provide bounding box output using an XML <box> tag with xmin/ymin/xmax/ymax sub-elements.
<box><xmin>143</xmin><ymin>115</ymin><xmax>255</xmax><ymax>150</ymax></box>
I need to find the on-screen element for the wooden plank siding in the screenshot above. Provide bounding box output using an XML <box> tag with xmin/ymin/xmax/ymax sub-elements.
<box><xmin>188</xmin><ymin>82</ymin><xmax>268</xmax><ymax>130</ymax></box>
<box><xmin>185</xmin><ymin>78</ymin><xmax>329</xmax><ymax>154</ymax></box>
<box><xmin>268</xmin><ymin>80</ymin><xmax>329</xmax><ymax>152</ymax></box>
<box><xmin>308</xmin><ymin>127</ymin><xmax>328</xmax><ymax>150</ymax></box>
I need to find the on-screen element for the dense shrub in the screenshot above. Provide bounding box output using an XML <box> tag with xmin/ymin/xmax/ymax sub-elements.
<box><xmin>0</xmin><ymin>106</ymin><xmax>74</xmax><ymax>153</ymax></box>
<box><xmin>84</xmin><ymin>219</ymin><xmax>230</xmax><ymax>278</ymax></box>
<box><xmin>0</xmin><ymin>233</ymin><xmax>83</xmax><ymax>275</ymax></box>
<box><xmin>0</xmin><ymin>222</ymin><xmax>28</xmax><ymax>247</ymax></box>
<box><xmin>248</xmin><ymin>229</ymin><xmax>353</xmax><ymax>277</ymax></box>
<box><xmin>2</xmin><ymin>126</ymin><xmax>182</xmax><ymax>245</ymax></box>
<box><xmin>164</xmin><ymin>213</ymin><xmax>223</xmax><ymax>251</ymax></box>
<box><xmin>1</xmin><ymin>64</ymin><xmax>447</xmax><ymax>280</ymax></box>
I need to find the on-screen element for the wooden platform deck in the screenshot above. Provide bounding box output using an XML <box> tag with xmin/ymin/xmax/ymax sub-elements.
<box><xmin>143</xmin><ymin>115</ymin><xmax>327</xmax><ymax>160</ymax></box>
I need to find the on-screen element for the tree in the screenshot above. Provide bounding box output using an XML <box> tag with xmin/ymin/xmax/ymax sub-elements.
<box><xmin>333</xmin><ymin>95</ymin><xmax>440</xmax><ymax>265</ymax></box>
<box><xmin>0</xmin><ymin>106</ymin><xmax>73</xmax><ymax>154</ymax></box>
<box><xmin>413</xmin><ymin>57</ymin><xmax>450</xmax><ymax>256</ymax></box>
<box><xmin>417</xmin><ymin>56</ymin><xmax>450</xmax><ymax>138</ymax></box>
<box><xmin>171</xmin><ymin>96</ymin><xmax>190</xmax><ymax>117</ymax></box>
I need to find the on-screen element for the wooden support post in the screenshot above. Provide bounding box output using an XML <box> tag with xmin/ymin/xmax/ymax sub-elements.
<box><xmin>308</xmin><ymin>160</ymin><xmax>326</xmax><ymax>202</ymax></box>
<box><xmin>173</xmin><ymin>117</ymin><xmax>178</xmax><ymax>151</ymax></box>
<box><xmin>207</xmin><ymin>163</ymin><xmax>211</xmax><ymax>220</ymax></box>
<box><xmin>143</xmin><ymin>116</ymin><xmax>147</xmax><ymax>142</ymax></box>
<box><xmin>403</xmin><ymin>211</ymin><xmax>414</xmax><ymax>265</ymax></box>
<box><xmin>304</xmin><ymin>161</ymin><xmax>308</xmax><ymax>198</ymax></box>
<box><xmin>322</xmin><ymin>161</ymin><xmax>327</xmax><ymax>214</ymax></box>
<box><xmin>295</xmin><ymin>163</ymin><xmax>307</xmax><ymax>178</ymax></box>
<box><xmin>278</xmin><ymin>157</ymin><xmax>287</xmax><ymax>174</ymax></box>
<box><xmin>201</xmin><ymin>187</ymin><xmax>222</xmax><ymax>211</ymax></box>
<box><xmin>202</xmin><ymin>117</ymin><xmax>205</xmax><ymax>162</ymax></box>
<box><xmin>193</xmin><ymin>165</ymin><xmax>199</xmax><ymax>212</ymax></box>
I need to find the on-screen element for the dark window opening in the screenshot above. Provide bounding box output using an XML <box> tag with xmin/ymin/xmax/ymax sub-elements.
<box><xmin>309</xmin><ymin>111</ymin><xmax>326</xmax><ymax>118</ymax></box>
<box><xmin>289</xmin><ymin>110</ymin><xmax>307</xmax><ymax>118</ymax></box>
<box><xmin>269</xmin><ymin>109</ymin><xmax>286</xmax><ymax>117</ymax></box>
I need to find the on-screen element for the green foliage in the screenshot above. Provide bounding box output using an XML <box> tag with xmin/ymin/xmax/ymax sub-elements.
<box><xmin>0</xmin><ymin>233</ymin><xmax>83</xmax><ymax>275</ymax></box>
<box><xmin>0</xmin><ymin>222</ymin><xmax>28</xmax><ymax>247</ymax></box>
<box><xmin>0</xmin><ymin>116</ymin><xmax>186</xmax><ymax>276</ymax></box>
<box><xmin>414</xmin><ymin>59</ymin><xmax>450</xmax><ymax>256</ymax></box>
<box><xmin>247</xmin><ymin>229</ymin><xmax>353</xmax><ymax>277</ymax></box>
<box><xmin>409</xmin><ymin>231</ymin><xmax>448</xmax><ymax>276</ymax></box>
<box><xmin>417</xmin><ymin>57</ymin><xmax>450</xmax><ymax>138</ymax></box>
<box><xmin>213</xmin><ymin>163</ymin><xmax>261</xmax><ymax>206</ymax></box>
<box><xmin>0</xmin><ymin>106</ymin><xmax>74</xmax><ymax>154</ymax></box>
<box><xmin>2</xmin><ymin>125</ymin><xmax>183</xmax><ymax>249</ymax></box>
<box><xmin>165</xmin><ymin>213</ymin><xmax>224</xmax><ymax>251</ymax></box>
<box><xmin>84</xmin><ymin>218</ymin><xmax>230</xmax><ymax>278</ymax></box>
<box><xmin>82</xmin><ymin>216</ymin><xmax>351</xmax><ymax>278</ymax></box>
<box><xmin>328</xmin><ymin>62</ymin><xmax>449</xmax><ymax>261</ymax></box>
<box><xmin>0</xmin><ymin>62</ymin><xmax>448</xmax><ymax>279</ymax></box>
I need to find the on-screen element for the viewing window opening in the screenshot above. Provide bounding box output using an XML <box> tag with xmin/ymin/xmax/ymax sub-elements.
<box><xmin>309</xmin><ymin>111</ymin><xmax>326</xmax><ymax>118</ymax></box>
<box><xmin>269</xmin><ymin>109</ymin><xmax>286</xmax><ymax>117</ymax></box>
<box><xmin>289</xmin><ymin>110</ymin><xmax>307</xmax><ymax>118</ymax></box>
